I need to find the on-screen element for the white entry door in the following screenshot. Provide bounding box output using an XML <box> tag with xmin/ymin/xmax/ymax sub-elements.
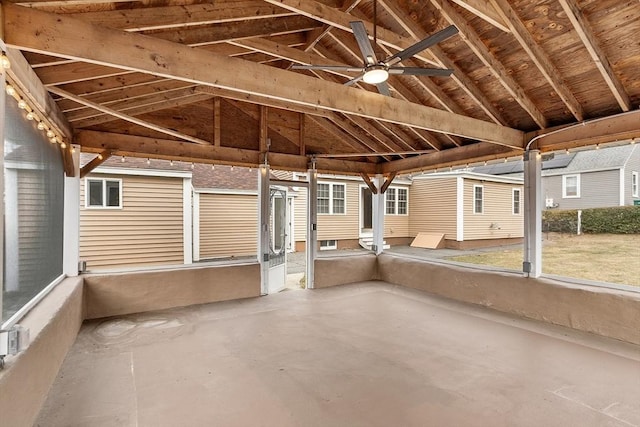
<box><xmin>267</xmin><ymin>186</ymin><xmax>287</xmax><ymax>294</ymax></box>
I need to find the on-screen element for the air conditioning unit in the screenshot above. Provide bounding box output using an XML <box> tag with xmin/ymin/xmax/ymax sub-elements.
<box><xmin>545</xmin><ymin>198</ymin><xmax>554</xmax><ymax>208</ymax></box>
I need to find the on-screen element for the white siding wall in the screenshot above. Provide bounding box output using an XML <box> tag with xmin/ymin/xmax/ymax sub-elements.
<box><xmin>408</xmin><ymin>178</ymin><xmax>457</xmax><ymax>240</ymax></box>
<box><xmin>198</xmin><ymin>193</ymin><xmax>258</xmax><ymax>259</ymax></box>
<box><xmin>463</xmin><ymin>179</ymin><xmax>523</xmax><ymax>240</ymax></box>
<box><xmin>80</xmin><ymin>174</ymin><xmax>184</xmax><ymax>269</ymax></box>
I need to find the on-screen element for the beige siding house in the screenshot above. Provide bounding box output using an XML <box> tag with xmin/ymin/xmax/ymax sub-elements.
<box><xmin>80</xmin><ymin>167</ymin><xmax>191</xmax><ymax>270</ymax></box>
<box><xmin>410</xmin><ymin>172</ymin><xmax>524</xmax><ymax>249</ymax></box>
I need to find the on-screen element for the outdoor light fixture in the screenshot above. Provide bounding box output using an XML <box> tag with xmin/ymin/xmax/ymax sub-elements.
<box><xmin>1</xmin><ymin>52</ymin><xmax>10</xmax><ymax>69</ymax></box>
<box><xmin>362</xmin><ymin>65</ymin><xmax>389</xmax><ymax>84</ymax></box>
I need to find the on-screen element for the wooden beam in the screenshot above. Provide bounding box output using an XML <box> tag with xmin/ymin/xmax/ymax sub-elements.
<box><xmin>360</xmin><ymin>173</ymin><xmax>377</xmax><ymax>194</ymax></box>
<box><xmin>260</xmin><ymin>105</ymin><xmax>268</xmax><ymax>155</ymax></box>
<box><xmin>299</xmin><ymin>114</ymin><xmax>305</xmax><ymax>156</ymax></box>
<box><xmin>557</xmin><ymin>0</ymin><xmax>631</xmax><ymax>112</ymax></box>
<box><xmin>380</xmin><ymin>143</ymin><xmax>521</xmax><ymax>174</ymax></box>
<box><xmin>36</xmin><ymin>62</ymin><xmax>129</xmax><ymax>86</ymax></box>
<box><xmin>2</xmin><ymin>2</ymin><xmax>523</xmax><ymax>146</ymax></box>
<box><xmin>72</xmin><ymin>93</ymin><xmax>214</xmax><ymax>128</ymax></box>
<box><xmin>262</xmin><ymin>0</ymin><xmax>439</xmax><ymax>66</ymax></box>
<box><xmin>344</xmin><ymin>115</ymin><xmax>408</xmax><ymax>154</ymax></box>
<box><xmin>449</xmin><ymin>0</ymin><xmax>510</xmax><ymax>32</ymax></box>
<box><xmin>5</xmin><ymin>48</ymin><xmax>72</xmax><ymax>139</ymax></box>
<box><xmin>69</xmin><ymin>2</ymin><xmax>295</xmax><ymax>32</ymax></box>
<box><xmin>213</xmin><ymin>97</ymin><xmax>221</xmax><ymax>146</ymax></box>
<box><xmin>302</xmin><ymin>0</ymin><xmax>362</xmax><ymax>51</ymax></box>
<box><xmin>376</xmin><ymin>0</ymin><xmax>508</xmax><ymax>126</ymax></box>
<box><xmin>80</xmin><ymin>149</ymin><xmax>112</xmax><ymax>178</ymax></box>
<box><xmin>526</xmin><ymin>110</ymin><xmax>640</xmax><ymax>151</ymax></box>
<box><xmin>49</xmin><ymin>86</ymin><xmax>211</xmax><ymax>144</ymax></box>
<box><xmin>308</xmin><ymin>116</ymin><xmax>376</xmax><ymax>155</ymax></box>
<box><xmin>430</xmin><ymin>0</ymin><xmax>548</xmax><ymax>128</ymax></box>
<box><xmin>490</xmin><ymin>0</ymin><xmax>584</xmax><ymax>121</ymax></box>
<box><xmin>75</xmin><ymin>130</ymin><xmax>377</xmax><ymax>175</ymax></box>
<box><xmin>379</xmin><ymin>172</ymin><xmax>397</xmax><ymax>195</ymax></box>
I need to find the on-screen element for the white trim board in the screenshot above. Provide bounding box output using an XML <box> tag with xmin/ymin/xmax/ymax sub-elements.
<box><xmin>92</xmin><ymin>166</ymin><xmax>193</xmax><ymax>179</ymax></box>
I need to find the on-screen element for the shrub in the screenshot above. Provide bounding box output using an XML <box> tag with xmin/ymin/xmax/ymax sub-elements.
<box><xmin>543</xmin><ymin>206</ymin><xmax>640</xmax><ymax>234</ymax></box>
<box><xmin>582</xmin><ymin>206</ymin><xmax>640</xmax><ymax>234</ymax></box>
<box><xmin>542</xmin><ymin>209</ymin><xmax>579</xmax><ymax>233</ymax></box>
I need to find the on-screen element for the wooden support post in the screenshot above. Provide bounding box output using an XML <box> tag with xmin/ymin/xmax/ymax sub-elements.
<box><xmin>380</xmin><ymin>172</ymin><xmax>397</xmax><ymax>195</ymax></box>
<box><xmin>213</xmin><ymin>97</ymin><xmax>221</xmax><ymax>147</ymax></box>
<box><xmin>360</xmin><ymin>173</ymin><xmax>378</xmax><ymax>194</ymax></box>
<box><xmin>299</xmin><ymin>114</ymin><xmax>305</xmax><ymax>156</ymax></box>
<box><xmin>79</xmin><ymin>149</ymin><xmax>112</xmax><ymax>178</ymax></box>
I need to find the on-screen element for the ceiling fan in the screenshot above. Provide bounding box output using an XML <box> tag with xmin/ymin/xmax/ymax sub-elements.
<box><xmin>292</xmin><ymin>16</ymin><xmax>458</xmax><ymax>96</ymax></box>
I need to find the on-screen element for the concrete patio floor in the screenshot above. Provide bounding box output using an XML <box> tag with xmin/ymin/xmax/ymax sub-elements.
<box><xmin>36</xmin><ymin>282</ymin><xmax>640</xmax><ymax>427</ymax></box>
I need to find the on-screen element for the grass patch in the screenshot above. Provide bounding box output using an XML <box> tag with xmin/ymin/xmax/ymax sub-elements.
<box><xmin>448</xmin><ymin>233</ymin><xmax>640</xmax><ymax>287</ymax></box>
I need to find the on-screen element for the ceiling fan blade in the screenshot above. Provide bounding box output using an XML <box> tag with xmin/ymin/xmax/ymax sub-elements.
<box><xmin>385</xmin><ymin>25</ymin><xmax>458</xmax><ymax>66</ymax></box>
<box><xmin>344</xmin><ymin>73</ymin><xmax>365</xmax><ymax>86</ymax></box>
<box><xmin>376</xmin><ymin>82</ymin><xmax>390</xmax><ymax>96</ymax></box>
<box><xmin>291</xmin><ymin>64</ymin><xmax>364</xmax><ymax>72</ymax></box>
<box><xmin>388</xmin><ymin>67</ymin><xmax>454</xmax><ymax>76</ymax></box>
<box><xmin>350</xmin><ymin>21</ymin><xmax>378</xmax><ymax>65</ymax></box>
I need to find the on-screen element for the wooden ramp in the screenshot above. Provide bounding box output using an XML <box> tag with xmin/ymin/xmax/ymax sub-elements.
<box><xmin>411</xmin><ymin>233</ymin><xmax>445</xmax><ymax>249</ymax></box>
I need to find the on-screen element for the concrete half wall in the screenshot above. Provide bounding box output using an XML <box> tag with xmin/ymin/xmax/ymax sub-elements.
<box><xmin>84</xmin><ymin>263</ymin><xmax>261</xmax><ymax>319</ymax></box>
<box><xmin>377</xmin><ymin>254</ymin><xmax>640</xmax><ymax>345</ymax></box>
<box><xmin>314</xmin><ymin>253</ymin><xmax>378</xmax><ymax>288</ymax></box>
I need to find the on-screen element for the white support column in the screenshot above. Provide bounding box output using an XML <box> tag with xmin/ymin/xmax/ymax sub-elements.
<box><xmin>258</xmin><ymin>165</ymin><xmax>270</xmax><ymax>295</ymax></box>
<box><xmin>372</xmin><ymin>174</ymin><xmax>385</xmax><ymax>255</ymax></box>
<box><xmin>456</xmin><ymin>176</ymin><xmax>464</xmax><ymax>242</ymax></box>
<box><xmin>306</xmin><ymin>168</ymin><xmax>318</xmax><ymax>289</ymax></box>
<box><xmin>182</xmin><ymin>177</ymin><xmax>193</xmax><ymax>264</ymax></box>
<box><xmin>0</xmin><ymin>65</ymin><xmax>5</xmax><ymax>316</ymax></box>
<box><xmin>63</xmin><ymin>145</ymin><xmax>80</xmax><ymax>277</ymax></box>
<box><xmin>192</xmin><ymin>191</ymin><xmax>200</xmax><ymax>262</ymax></box>
<box><xmin>523</xmin><ymin>149</ymin><xmax>542</xmax><ymax>278</ymax></box>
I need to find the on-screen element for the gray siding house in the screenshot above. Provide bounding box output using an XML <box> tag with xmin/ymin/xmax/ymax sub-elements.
<box><xmin>473</xmin><ymin>144</ymin><xmax>639</xmax><ymax>210</ymax></box>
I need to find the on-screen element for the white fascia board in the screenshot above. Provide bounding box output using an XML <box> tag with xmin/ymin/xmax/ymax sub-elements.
<box><xmin>414</xmin><ymin>171</ymin><xmax>523</xmax><ymax>185</ymax></box>
<box><xmin>92</xmin><ymin>166</ymin><xmax>193</xmax><ymax>179</ymax></box>
<box><xmin>542</xmin><ymin>167</ymin><xmax>620</xmax><ymax>177</ymax></box>
<box><xmin>301</xmin><ymin>172</ymin><xmax>412</xmax><ymax>186</ymax></box>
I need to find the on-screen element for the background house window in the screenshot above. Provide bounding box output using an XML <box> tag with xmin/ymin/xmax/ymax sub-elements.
<box><xmin>385</xmin><ymin>187</ymin><xmax>408</xmax><ymax>215</ymax></box>
<box><xmin>317</xmin><ymin>182</ymin><xmax>345</xmax><ymax>214</ymax></box>
<box><xmin>473</xmin><ymin>185</ymin><xmax>484</xmax><ymax>214</ymax></box>
<box><xmin>562</xmin><ymin>174</ymin><xmax>580</xmax><ymax>198</ymax></box>
<box><xmin>633</xmin><ymin>171</ymin><xmax>639</xmax><ymax>197</ymax></box>
<box><xmin>386</xmin><ymin>188</ymin><xmax>396</xmax><ymax>214</ymax></box>
<box><xmin>512</xmin><ymin>188</ymin><xmax>521</xmax><ymax>215</ymax></box>
<box><xmin>319</xmin><ymin>240</ymin><xmax>337</xmax><ymax>250</ymax></box>
<box><xmin>86</xmin><ymin>178</ymin><xmax>122</xmax><ymax>208</ymax></box>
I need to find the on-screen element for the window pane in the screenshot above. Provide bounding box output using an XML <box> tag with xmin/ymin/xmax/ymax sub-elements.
<box><xmin>513</xmin><ymin>190</ymin><xmax>520</xmax><ymax>214</ymax></box>
<box><xmin>317</xmin><ymin>184</ymin><xmax>329</xmax><ymax>214</ymax></box>
<box><xmin>474</xmin><ymin>187</ymin><xmax>483</xmax><ymax>213</ymax></box>
<box><xmin>105</xmin><ymin>180</ymin><xmax>120</xmax><ymax>207</ymax></box>
<box><xmin>398</xmin><ymin>189</ymin><xmax>407</xmax><ymax>215</ymax></box>
<box><xmin>332</xmin><ymin>184</ymin><xmax>345</xmax><ymax>214</ymax></box>
<box><xmin>88</xmin><ymin>180</ymin><xmax>103</xmax><ymax>206</ymax></box>
<box><xmin>565</xmin><ymin>177</ymin><xmax>577</xmax><ymax>196</ymax></box>
<box><xmin>3</xmin><ymin>92</ymin><xmax>64</xmax><ymax>322</ymax></box>
<box><xmin>386</xmin><ymin>188</ymin><xmax>396</xmax><ymax>214</ymax></box>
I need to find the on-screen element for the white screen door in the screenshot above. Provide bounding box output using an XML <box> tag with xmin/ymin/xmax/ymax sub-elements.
<box><xmin>267</xmin><ymin>187</ymin><xmax>287</xmax><ymax>293</ymax></box>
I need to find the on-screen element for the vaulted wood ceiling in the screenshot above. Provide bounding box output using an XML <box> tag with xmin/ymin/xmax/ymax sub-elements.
<box><xmin>1</xmin><ymin>0</ymin><xmax>639</xmax><ymax>175</ymax></box>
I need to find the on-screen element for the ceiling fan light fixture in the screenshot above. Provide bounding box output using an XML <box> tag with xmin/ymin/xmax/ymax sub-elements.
<box><xmin>362</xmin><ymin>66</ymin><xmax>389</xmax><ymax>84</ymax></box>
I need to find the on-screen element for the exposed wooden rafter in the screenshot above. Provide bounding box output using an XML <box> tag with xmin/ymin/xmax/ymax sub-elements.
<box><xmin>449</xmin><ymin>0</ymin><xmax>510</xmax><ymax>32</ymax></box>
<box><xmin>80</xmin><ymin>150</ymin><xmax>112</xmax><ymax>178</ymax></box>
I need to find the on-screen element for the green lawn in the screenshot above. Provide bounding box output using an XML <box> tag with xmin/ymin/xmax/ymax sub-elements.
<box><xmin>448</xmin><ymin>233</ymin><xmax>640</xmax><ymax>287</ymax></box>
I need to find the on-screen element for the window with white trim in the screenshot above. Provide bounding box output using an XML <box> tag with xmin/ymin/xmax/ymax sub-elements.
<box><xmin>633</xmin><ymin>171</ymin><xmax>639</xmax><ymax>198</ymax></box>
<box><xmin>317</xmin><ymin>182</ymin><xmax>345</xmax><ymax>214</ymax></box>
<box><xmin>473</xmin><ymin>185</ymin><xmax>484</xmax><ymax>214</ymax></box>
<box><xmin>320</xmin><ymin>240</ymin><xmax>337</xmax><ymax>250</ymax></box>
<box><xmin>385</xmin><ymin>187</ymin><xmax>408</xmax><ymax>215</ymax></box>
<box><xmin>512</xmin><ymin>188</ymin><xmax>521</xmax><ymax>215</ymax></box>
<box><xmin>86</xmin><ymin>178</ymin><xmax>122</xmax><ymax>208</ymax></box>
<box><xmin>562</xmin><ymin>174</ymin><xmax>580</xmax><ymax>198</ymax></box>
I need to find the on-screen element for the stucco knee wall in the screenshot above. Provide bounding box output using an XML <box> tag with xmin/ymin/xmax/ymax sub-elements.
<box><xmin>84</xmin><ymin>263</ymin><xmax>261</xmax><ymax>319</ymax></box>
<box><xmin>378</xmin><ymin>254</ymin><xmax>640</xmax><ymax>345</ymax></box>
<box><xmin>0</xmin><ymin>277</ymin><xmax>84</xmax><ymax>427</ymax></box>
<box><xmin>314</xmin><ymin>254</ymin><xmax>378</xmax><ymax>288</ymax></box>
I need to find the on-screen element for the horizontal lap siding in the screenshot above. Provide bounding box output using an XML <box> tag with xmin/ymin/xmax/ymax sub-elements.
<box><xmin>80</xmin><ymin>174</ymin><xmax>184</xmax><ymax>269</ymax></box>
<box><xmin>543</xmin><ymin>170</ymin><xmax>620</xmax><ymax>209</ymax></box>
<box><xmin>199</xmin><ymin>193</ymin><xmax>258</xmax><ymax>259</ymax></box>
<box><xmin>409</xmin><ymin>178</ymin><xmax>457</xmax><ymax>240</ymax></box>
<box><xmin>293</xmin><ymin>188</ymin><xmax>307</xmax><ymax>243</ymax></box>
<box><xmin>385</xmin><ymin>214</ymin><xmax>409</xmax><ymax>238</ymax></box>
<box><xmin>464</xmin><ymin>179</ymin><xmax>523</xmax><ymax>240</ymax></box>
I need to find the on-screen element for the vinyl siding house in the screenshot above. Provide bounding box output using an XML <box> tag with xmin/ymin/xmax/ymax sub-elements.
<box><xmin>474</xmin><ymin>144</ymin><xmax>640</xmax><ymax>210</ymax></box>
<box><xmin>409</xmin><ymin>172</ymin><xmax>524</xmax><ymax>249</ymax></box>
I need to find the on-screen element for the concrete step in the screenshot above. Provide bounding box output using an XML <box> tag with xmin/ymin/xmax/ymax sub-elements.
<box><xmin>358</xmin><ymin>238</ymin><xmax>390</xmax><ymax>250</ymax></box>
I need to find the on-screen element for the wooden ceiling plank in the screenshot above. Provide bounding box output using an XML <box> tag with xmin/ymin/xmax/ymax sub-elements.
<box><xmin>75</xmin><ymin>130</ymin><xmax>377</xmax><ymax>174</ymax></box>
<box><xmin>72</xmin><ymin>93</ymin><xmax>214</xmax><ymax>128</ymax></box>
<box><xmin>262</xmin><ymin>0</ymin><xmax>440</xmax><ymax>66</ymax></box>
<box><xmin>557</xmin><ymin>0</ymin><xmax>631</xmax><ymax>112</ymax></box>
<box><xmin>50</xmin><ymin>86</ymin><xmax>211</xmax><ymax>144</ymax></box>
<box><xmin>307</xmin><ymin>116</ymin><xmax>377</xmax><ymax>156</ymax></box>
<box><xmin>490</xmin><ymin>0</ymin><xmax>584</xmax><ymax>121</ymax></box>
<box><xmin>430</xmin><ymin>0</ymin><xmax>548</xmax><ymax>128</ymax></box>
<box><xmin>449</xmin><ymin>0</ymin><xmax>510</xmax><ymax>32</ymax></box>
<box><xmin>79</xmin><ymin>149</ymin><xmax>112</xmax><ymax>178</ymax></box>
<box><xmin>329</xmin><ymin>113</ymin><xmax>394</xmax><ymax>160</ymax></box>
<box><xmin>344</xmin><ymin>115</ymin><xmax>409</xmax><ymax>155</ymax></box>
<box><xmin>69</xmin><ymin>1</ymin><xmax>296</xmax><ymax>32</ymax></box>
<box><xmin>380</xmin><ymin>142</ymin><xmax>520</xmax><ymax>174</ymax></box>
<box><xmin>2</xmin><ymin>2</ymin><xmax>523</xmax><ymax>147</ymax></box>
<box><xmin>36</xmin><ymin>62</ymin><xmax>130</xmax><ymax>86</ymax></box>
<box><xmin>66</xmin><ymin>86</ymin><xmax>199</xmax><ymax>121</ymax></box>
<box><xmin>213</xmin><ymin>98</ymin><xmax>221</xmax><ymax>147</ymax></box>
<box><xmin>59</xmin><ymin>74</ymin><xmax>166</xmax><ymax>97</ymax></box>
<box><xmin>376</xmin><ymin>0</ymin><xmax>507</xmax><ymax>126</ymax></box>
<box><xmin>302</xmin><ymin>0</ymin><xmax>363</xmax><ymax>51</ymax></box>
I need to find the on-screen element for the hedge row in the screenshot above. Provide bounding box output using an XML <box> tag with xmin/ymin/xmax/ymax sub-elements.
<box><xmin>542</xmin><ymin>206</ymin><xmax>640</xmax><ymax>234</ymax></box>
